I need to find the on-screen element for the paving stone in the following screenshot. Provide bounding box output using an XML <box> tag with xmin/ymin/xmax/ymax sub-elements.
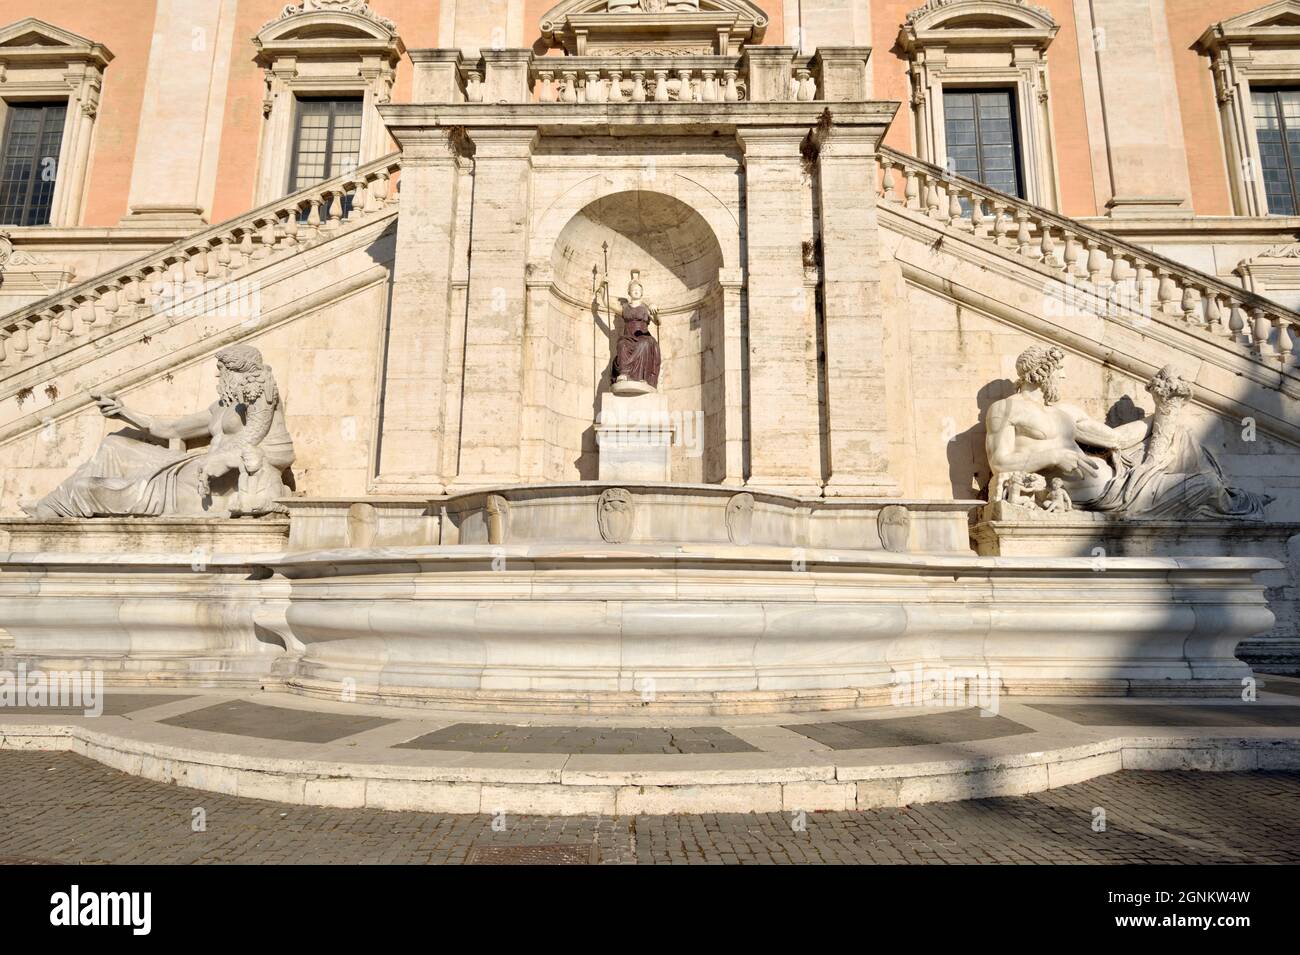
<box><xmin>159</xmin><ymin>700</ymin><xmax>393</xmax><ymax>743</ymax></box>
<box><xmin>0</xmin><ymin>693</ymin><xmax>194</xmax><ymax>716</ymax></box>
<box><xmin>1029</xmin><ymin>703</ymin><xmax>1300</xmax><ymax>727</ymax></box>
<box><xmin>396</xmin><ymin>723</ymin><xmax>758</xmax><ymax>755</ymax></box>
<box><xmin>783</xmin><ymin>708</ymin><xmax>1034</xmax><ymax>750</ymax></box>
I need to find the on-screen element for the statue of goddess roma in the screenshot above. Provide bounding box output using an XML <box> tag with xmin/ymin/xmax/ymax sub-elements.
<box><xmin>611</xmin><ymin>270</ymin><xmax>662</xmax><ymax>396</ymax></box>
<box><xmin>22</xmin><ymin>344</ymin><xmax>295</xmax><ymax>519</ymax></box>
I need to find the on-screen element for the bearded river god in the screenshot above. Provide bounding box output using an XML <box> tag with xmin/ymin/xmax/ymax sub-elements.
<box><xmin>21</xmin><ymin>345</ymin><xmax>294</xmax><ymax>519</ymax></box>
<box><xmin>984</xmin><ymin>344</ymin><xmax>1270</xmax><ymax>520</ymax></box>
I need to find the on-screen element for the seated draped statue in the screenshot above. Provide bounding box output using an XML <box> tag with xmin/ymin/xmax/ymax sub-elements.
<box><xmin>22</xmin><ymin>345</ymin><xmax>295</xmax><ymax>519</ymax></box>
<box><xmin>984</xmin><ymin>345</ymin><xmax>1270</xmax><ymax>520</ymax></box>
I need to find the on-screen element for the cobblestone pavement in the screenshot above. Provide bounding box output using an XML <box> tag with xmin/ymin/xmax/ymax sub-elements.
<box><xmin>0</xmin><ymin>753</ymin><xmax>1297</xmax><ymax>864</ymax></box>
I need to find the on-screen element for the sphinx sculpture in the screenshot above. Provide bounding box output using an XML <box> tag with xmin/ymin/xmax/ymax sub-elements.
<box><xmin>23</xmin><ymin>345</ymin><xmax>294</xmax><ymax>519</ymax></box>
<box><xmin>984</xmin><ymin>345</ymin><xmax>1270</xmax><ymax>520</ymax></box>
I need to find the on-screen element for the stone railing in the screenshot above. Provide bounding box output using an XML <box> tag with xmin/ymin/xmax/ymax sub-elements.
<box><xmin>877</xmin><ymin>146</ymin><xmax>1300</xmax><ymax>371</ymax></box>
<box><xmin>525</xmin><ymin>54</ymin><xmax>818</xmax><ymax>104</ymax></box>
<box><xmin>413</xmin><ymin>47</ymin><xmax>862</xmax><ymax>104</ymax></box>
<box><xmin>0</xmin><ymin>153</ymin><xmax>403</xmax><ymax>378</ymax></box>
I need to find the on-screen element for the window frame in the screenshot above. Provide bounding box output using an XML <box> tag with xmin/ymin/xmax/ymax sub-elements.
<box><xmin>0</xmin><ymin>100</ymin><xmax>69</xmax><ymax>226</ymax></box>
<box><xmin>899</xmin><ymin>0</ymin><xmax>1060</xmax><ymax>210</ymax></box>
<box><xmin>0</xmin><ymin>18</ymin><xmax>111</xmax><ymax>228</ymax></box>
<box><xmin>253</xmin><ymin>5</ymin><xmax>404</xmax><ymax>205</ymax></box>
<box><xmin>1199</xmin><ymin>4</ymin><xmax>1300</xmax><ymax>217</ymax></box>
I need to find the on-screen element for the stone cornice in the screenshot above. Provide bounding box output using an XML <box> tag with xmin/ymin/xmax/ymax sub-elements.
<box><xmin>381</xmin><ymin>101</ymin><xmax>896</xmax><ymax>139</ymax></box>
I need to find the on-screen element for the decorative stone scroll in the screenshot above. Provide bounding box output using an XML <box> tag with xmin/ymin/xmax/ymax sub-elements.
<box><xmin>486</xmin><ymin>494</ymin><xmax>510</xmax><ymax>545</ymax></box>
<box><xmin>983</xmin><ymin>346</ymin><xmax>1271</xmax><ymax>521</ymax></box>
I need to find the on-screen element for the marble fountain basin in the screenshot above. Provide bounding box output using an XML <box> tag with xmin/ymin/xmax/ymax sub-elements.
<box><xmin>0</xmin><ymin>485</ymin><xmax>1279</xmax><ymax>714</ymax></box>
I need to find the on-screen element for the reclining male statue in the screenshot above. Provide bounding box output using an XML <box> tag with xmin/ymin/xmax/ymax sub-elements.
<box><xmin>984</xmin><ymin>345</ymin><xmax>1269</xmax><ymax>520</ymax></box>
<box><xmin>22</xmin><ymin>344</ymin><xmax>294</xmax><ymax>519</ymax></box>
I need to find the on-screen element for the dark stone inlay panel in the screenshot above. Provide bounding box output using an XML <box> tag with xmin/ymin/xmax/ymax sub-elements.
<box><xmin>396</xmin><ymin>723</ymin><xmax>758</xmax><ymax>755</ymax></box>
<box><xmin>784</xmin><ymin>708</ymin><xmax>1033</xmax><ymax>751</ymax></box>
<box><xmin>1261</xmin><ymin>677</ymin><xmax>1300</xmax><ymax>699</ymax></box>
<box><xmin>0</xmin><ymin>694</ymin><xmax>195</xmax><ymax>717</ymax></box>
<box><xmin>1029</xmin><ymin>703</ymin><xmax>1300</xmax><ymax>727</ymax></box>
<box><xmin>160</xmin><ymin>700</ymin><xmax>393</xmax><ymax>743</ymax></box>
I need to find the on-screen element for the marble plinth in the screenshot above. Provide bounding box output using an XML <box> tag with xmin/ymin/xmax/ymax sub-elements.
<box><xmin>595</xmin><ymin>392</ymin><xmax>675</xmax><ymax>482</ymax></box>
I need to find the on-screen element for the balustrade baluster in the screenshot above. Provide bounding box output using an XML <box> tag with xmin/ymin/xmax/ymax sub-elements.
<box><xmin>653</xmin><ymin>70</ymin><xmax>669</xmax><ymax>103</ymax></box>
<box><xmin>1164</xmin><ymin>268</ymin><xmax>1185</xmax><ymax>317</ymax></box>
<box><xmin>948</xmin><ymin>187</ymin><xmax>966</xmax><ymax>229</ymax></box>
<box><xmin>1250</xmin><ymin>307</ymin><xmax>1272</xmax><ymax>357</ymax></box>
<box><xmin>1040</xmin><ymin>225</ymin><xmax>1060</xmax><ymax>268</ymax></box>
<box><xmin>1228</xmin><ymin>301</ymin><xmax>1246</xmax><ymax>341</ymax></box>
<box><xmin>991</xmin><ymin>201</ymin><xmax>1009</xmax><ymax>247</ymax></box>
<box><xmin>609</xmin><ymin>71</ymin><xmax>624</xmax><ymax>103</ymax></box>
<box><xmin>538</xmin><ymin>71</ymin><xmax>555</xmax><ymax>103</ymax></box>
<box><xmin>879</xmin><ymin>158</ymin><xmax>896</xmax><ymax>203</ymax></box>
<box><xmin>632</xmin><ymin>71</ymin><xmax>647</xmax><ymax>103</ymax></box>
<box><xmin>722</xmin><ymin>69</ymin><xmax>738</xmax><ymax>103</ymax></box>
<box><xmin>925</xmin><ymin>178</ymin><xmax>941</xmax><ymax>219</ymax></box>
<box><xmin>1181</xmin><ymin>285</ymin><xmax>1202</xmax><ymax>325</ymax></box>
<box><xmin>904</xmin><ymin>168</ymin><xmax>920</xmax><ymax>210</ymax></box>
<box><xmin>1014</xmin><ymin>209</ymin><xmax>1033</xmax><ymax>256</ymax></box>
<box><xmin>1274</xmin><ymin>315</ymin><xmax>1294</xmax><ymax>365</ymax></box>
<box><xmin>970</xmin><ymin>194</ymin><xmax>988</xmax><ymax>238</ymax></box>
<box><xmin>562</xmin><ymin>72</ymin><xmax>578</xmax><ymax>104</ymax></box>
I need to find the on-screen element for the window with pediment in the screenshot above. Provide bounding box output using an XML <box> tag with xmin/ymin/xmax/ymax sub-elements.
<box><xmin>899</xmin><ymin>0</ymin><xmax>1060</xmax><ymax>209</ymax></box>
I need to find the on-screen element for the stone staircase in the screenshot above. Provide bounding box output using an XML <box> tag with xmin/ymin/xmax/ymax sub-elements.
<box><xmin>3</xmin><ymin>141</ymin><xmax>1298</xmax><ymax>449</ymax></box>
<box><xmin>876</xmin><ymin>146</ymin><xmax>1300</xmax><ymax>444</ymax></box>
<box><xmin>0</xmin><ymin>153</ymin><xmax>402</xmax><ymax>395</ymax></box>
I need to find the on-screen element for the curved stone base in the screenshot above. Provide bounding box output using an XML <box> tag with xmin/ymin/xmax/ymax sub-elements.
<box><xmin>3</xmin><ymin>715</ymin><xmax>1297</xmax><ymax>815</ymax></box>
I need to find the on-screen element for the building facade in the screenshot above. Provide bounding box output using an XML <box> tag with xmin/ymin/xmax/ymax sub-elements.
<box><xmin>0</xmin><ymin>0</ymin><xmax>1298</xmax><ymax>707</ymax></box>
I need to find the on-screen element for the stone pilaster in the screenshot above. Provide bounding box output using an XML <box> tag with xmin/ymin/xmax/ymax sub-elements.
<box><xmin>371</xmin><ymin>129</ymin><xmax>463</xmax><ymax>492</ymax></box>
<box><xmin>1084</xmin><ymin>0</ymin><xmax>1193</xmax><ymax>217</ymax></box>
<box><xmin>451</xmin><ymin>128</ymin><xmax>538</xmax><ymax>489</ymax></box>
<box><xmin>718</xmin><ymin>267</ymin><xmax>746</xmax><ymax>486</ymax></box>
<box><xmin>736</xmin><ymin>126</ymin><xmax>822</xmax><ymax>497</ymax></box>
<box><xmin>122</xmin><ymin>0</ymin><xmax>238</xmax><ymax>224</ymax></box>
<box><xmin>817</xmin><ymin>126</ymin><xmax>898</xmax><ymax>496</ymax></box>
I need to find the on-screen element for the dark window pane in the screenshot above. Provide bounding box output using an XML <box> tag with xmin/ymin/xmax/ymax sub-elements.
<box><xmin>942</xmin><ymin>88</ymin><xmax>1023</xmax><ymax>198</ymax></box>
<box><xmin>288</xmin><ymin>97</ymin><xmax>364</xmax><ymax>208</ymax></box>
<box><xmin>1253</xmin><ymin>87</ymin><xmax>1300</xmax><ymax>215</ymax></box>
<box><xmin>0</xmin><ymin>101</ymin><xmax>66</xmax><ymax>225</ymax></box>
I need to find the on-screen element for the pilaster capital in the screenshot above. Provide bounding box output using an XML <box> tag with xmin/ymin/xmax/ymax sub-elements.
<box><xmin>735</xmin><ymin>125</ymin><xmax>810</xmax><ymax>160</ymax></box>
<box><xmin>467</xmin><ymin>127</ymin><xmax>540</xmax><ymax>159</ymax></box>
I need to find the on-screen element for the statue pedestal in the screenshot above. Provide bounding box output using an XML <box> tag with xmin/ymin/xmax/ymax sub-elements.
<box><xmin>596</xmin><ymin>392</ymin><xmax>675</xmax><ymax>482</ymax></box>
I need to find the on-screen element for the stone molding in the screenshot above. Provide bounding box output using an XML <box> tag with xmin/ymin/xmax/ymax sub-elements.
<box><xmin>1198</xmin><ymin>1</ymin><xmax>1300</xmax><ymax>216</ymax></box>
<box><xmin>0</xmin><ymin>18</ymin><xmax>114</xmax><ymax>227</ymax></box>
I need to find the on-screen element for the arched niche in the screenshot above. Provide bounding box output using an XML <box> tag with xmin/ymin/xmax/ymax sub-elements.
<box><xmin>543</xmin><ymin>190</ymin><xmax>728</xmax><ymax>482</ymax></box>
